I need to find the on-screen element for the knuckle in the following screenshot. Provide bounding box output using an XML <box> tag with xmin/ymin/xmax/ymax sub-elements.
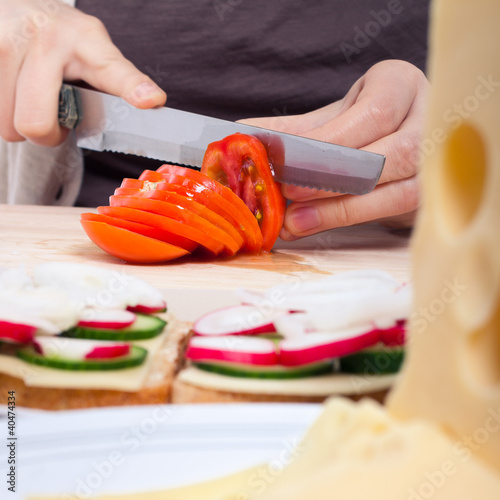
<box><xmin>392</xmin><ymin>177</ymin><xmax>420</xmax><ymax>214</ymax></box>
<box><xmin>332</xmin><ymin>198</ymin><xmax>351</xmax><ymax>228</ymax></box>
<box><xmin>14</xmin><ymin>118</ymin><xmax>52</xmax><ymax>141</ymax></box>
<box><xmin>79</xmin><ymin>14</ymin><xmax>108</xmax><ymax>37</ymax></box>
<box><xmin>364</xmin><ymin>99</ymin><xmax>399</xmax><ymax>135</ymax></box>
<box><xmin>393</xmin><ymin>130</ymin><xmax>422</xmax><ymax>178</ymax></box>
<box><xmin>0</xmin><ymin>127</ymin><xmax>25</xmax><ymax>143</ymax></box>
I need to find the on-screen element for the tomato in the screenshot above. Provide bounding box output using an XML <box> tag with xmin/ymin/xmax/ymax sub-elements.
<box><xmin>155</xmin><ymin>166</ymin><xmax>263</xmax><ymax>252</ymax></box>
<box><xmin>80</xmin><ymin>212</ymin><xmax>198</xmax><ymax>252</ymax></box>
<box><xmin>112</xmin><ymin>186</ymin><xmax>244</xmax><ymax>252</ymax></box>
<box><xmin>97</xmin><ymin>206</ymin><xmax>225</xmax><ymax>255</ymax></box>
<box><xmin>80</xmin><ymin>220</ymin><xmax>190</xmax><ymax>264</ymax></box>
<box><xmin>199</xmin><ymin>133</ymin><xmax>286</xmax><ymax>251</ymax></box>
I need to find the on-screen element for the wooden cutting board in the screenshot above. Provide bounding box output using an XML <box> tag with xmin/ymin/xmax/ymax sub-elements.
<box><xmin>0</xmin><ymin>204</ymin><xmax>411</xmax><ymax>308</ymax></box>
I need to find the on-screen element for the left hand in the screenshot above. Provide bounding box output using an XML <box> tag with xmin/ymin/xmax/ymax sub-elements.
<box><xmin>240</xmin><ymin>60</ymin><xmax>429</xmax><ymax>240</ymax></box>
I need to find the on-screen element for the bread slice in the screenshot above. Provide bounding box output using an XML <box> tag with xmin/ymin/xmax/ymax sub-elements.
<box><xmin>0</xmin><ymin>317</ymin><xmax>191</xmax><ymax>410</ymax></box>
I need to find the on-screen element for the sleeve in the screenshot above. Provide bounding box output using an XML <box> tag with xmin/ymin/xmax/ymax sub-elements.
<box><xmin>0</xmin><ymin>0</ymin><xmax>80</xmax><ymax>206</ymax></box>
<box><xmin>0</xmin><ymin>134</ymin><xmax>83</xmax><ymax>206</ymax></box>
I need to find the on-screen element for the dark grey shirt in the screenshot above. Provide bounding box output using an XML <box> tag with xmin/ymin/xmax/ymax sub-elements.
<box><xmin>75</xmin><ymin>0</ymin><xmax>430</xmax><ymax>207</ymax></box>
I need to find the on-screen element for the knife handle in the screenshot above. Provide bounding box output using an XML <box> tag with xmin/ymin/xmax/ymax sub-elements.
<box><xmin>58</xmin><ymin>84</ymin><xmax>81</xmax><ymax>129</ymax></box>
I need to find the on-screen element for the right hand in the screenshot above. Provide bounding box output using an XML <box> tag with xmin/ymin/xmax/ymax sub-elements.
<box><xmin>0</xmin><ymin>0</ymin><xmax>166</xmax><ymax>146</ymax></box>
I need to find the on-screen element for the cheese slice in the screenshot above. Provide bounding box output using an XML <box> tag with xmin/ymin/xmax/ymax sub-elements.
<box><xmin>177</xmin><ymin>365</ymin><xmax>397</xmax><ymax>397</ymax></box>
<box><xmin>387</xmin><ymin>0</ymin><xmax>500</xmax><ymax>475</ymax></box>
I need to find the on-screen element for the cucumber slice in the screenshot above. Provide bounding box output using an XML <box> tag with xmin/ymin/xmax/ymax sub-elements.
<box><xmin>339</xmin><ymin>345</ymin><xmax>404</xmax><ymax>375</ymax></box>
<box><xmin>194</xmin><ymin>359</ymin><xmax>334</xmax><ymax>379</ymax></box>
<box><xmin>17</xmin><ymin>345</ymin><xmax>147</xmax><ymax>371</ymax></box>
<box><xmin>63</xmin><ymin>314</ymin><xmax>166</xmax><ymax>340</ymax></box>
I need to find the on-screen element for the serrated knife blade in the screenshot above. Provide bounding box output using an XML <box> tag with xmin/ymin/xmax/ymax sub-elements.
<box><xmin>59</xmin><ymin>84</ymin><xmax>385</xmax><ymax>194</ymax></box>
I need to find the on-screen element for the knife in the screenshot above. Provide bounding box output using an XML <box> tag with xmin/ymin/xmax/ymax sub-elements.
<box><xmin>58</xmin><ymin>84</ymin><xmax>385</xmax><ymax>194</ymax></box>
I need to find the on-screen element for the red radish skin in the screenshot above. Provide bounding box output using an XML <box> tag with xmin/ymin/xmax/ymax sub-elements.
<box><xmin>0</xmin><ymin>320</ymin><xmax>36</xmax><ymax>344</ymax></box>
<box><xmin>85</xmin><ymin>345</ymin><xmax>131</xmax><ymax>359</ymax></box>
<box><xmin>378</xmin><ymin>321</ymin><xmax>406</xmax><ymax>346</ymax></box>
<box><xmin>127</xmin><ymin>302</ymin><xmax>167</xmax><ymax>314</ymax></box>
<box><xmin>193</xmin><ymin>305</ymin><xmax>282</xmax><ymax>337</ymax></box>
<box><xmin>187</xmin><ymin>336</ymin><xmax>278</xmax><ymax>366</ymax></box>
<box><xmin>78</xmin><ymin>310</ymin><xmax>136</xmax><ymax>330</ymax></box>
<box><xmin>279</xmin><ymin>329</ymin><xmax>381</xmax><ymax>367</ymax></box>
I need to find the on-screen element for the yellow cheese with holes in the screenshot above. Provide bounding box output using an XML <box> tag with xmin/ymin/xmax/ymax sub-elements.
<box><xmin>387</xmin><ymin>0</ymin><xmax>500</xmax><ymax>475</ymax></box>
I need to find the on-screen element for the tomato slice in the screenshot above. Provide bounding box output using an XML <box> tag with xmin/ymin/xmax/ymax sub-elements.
<box><xmin>137</xmin><ymin>174</ymin><xmax>257</xmax><ymax>251</ymax></box>
<box><xmin>200</xmin><ymin>133</ymin><xmax>286</xmax><ymax>251</ymax></box>
<box><xmin>109</xmin><ymin>197</ymin><xmax>237</xmax><ymax>256</ymax></box>
<box><xmin>81</xmin><ymin>220</ymin><xmax>190</xmax><ymax>263</ymax></box>
<box><xmin>80</xmin><ymin>212</ymin><xmax>199</xmax><ymax>252</ymax></box>
<box><xmin>113</xmin><ymin>187</ymin><xmax>244</xmax><ymax>252</ymax></box>
<box><xmin>154</xmin><ymin>166</ymin><xmax>263</xmax><ymax>252</ymax></box>
<box><xmin>97</xmin><ymin>206</ymin><xmax>225</xmax><ymax>255</ymax></box>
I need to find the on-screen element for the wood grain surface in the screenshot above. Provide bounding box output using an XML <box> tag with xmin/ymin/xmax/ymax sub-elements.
<box><xmin>0</xmin><ymin>204</ymin><xmax>412</xmax><ymax>297</ymax></box>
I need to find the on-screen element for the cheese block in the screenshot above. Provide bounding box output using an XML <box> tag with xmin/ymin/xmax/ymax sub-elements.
<box><xmin>387</xmin><ymin>0</ymin><xmax>500</xmax><ymax>475</ymax></box>
<box><xmin>37</xmin><ymin>399</ymin><xmax>498</xmax><ymax>500</ymax></box>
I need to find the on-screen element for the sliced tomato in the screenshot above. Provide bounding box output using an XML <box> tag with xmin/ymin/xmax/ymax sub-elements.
<box><xmin>102</xmin><ymin>199</ymin><xmax>224</xmax><ymax>256</ymax></box>
<box><xmin>80</xmin><ymin>220</ymin><xmax>190</xmax><ymax>263</ymax></box>
<box><xmin>112</xmin><ymin>187</ymin><xmax>244</xmax><ymax>252</ymax></box>
<box><xmin>119</xmin><ymin>175</ymin><xmax>256</xmax><ymax>250</ymax></box>
<box><xmin>109</xmin><ymin>195</ymin><xmax>240</xmax><ymax>257</ymax></box>
<box><xmin>199</xmin><ymin>133</ymin><xmax>286</xmax><ymax>251</ymax></box>
<box><xmin>120</xmin><ymin>178</ymin><xmax>145</xmax><ymax>189</ymax></box>
<box><xmin>155</xmin><ymin>166</ymin><xmax>263</xmax><ymax>252</ymax></box>
<box><xmin>97</xmin><ymin>206</ymin><xmax>225</xmax><ymax>256</ymax></box>
<box><xmin>80</xmin><ymin>212</ymin><xmax>199</xmax><ymax>252</ymax></box>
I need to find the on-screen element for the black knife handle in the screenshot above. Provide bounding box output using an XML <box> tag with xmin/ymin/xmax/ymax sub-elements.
<box><xmin>58</xmin><ymin>84</ymin><xmax>81</xmax><ymax>129</ymax></box>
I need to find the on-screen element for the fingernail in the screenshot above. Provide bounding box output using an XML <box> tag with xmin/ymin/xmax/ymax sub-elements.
<box><xmin>131</xmin><ymin>82</ymin><xmax>163</xmax><ymax>101</ymax></box>
<box><xmin>288</xmin><ymin>206</ymin><xmax>321</xmax><ymax>233</ymax></box>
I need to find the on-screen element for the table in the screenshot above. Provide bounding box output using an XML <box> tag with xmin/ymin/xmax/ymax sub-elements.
<box><xmin>0</xmin><ymin>205</ymin><xmax>412</xmax><ymax>300</ymax></box>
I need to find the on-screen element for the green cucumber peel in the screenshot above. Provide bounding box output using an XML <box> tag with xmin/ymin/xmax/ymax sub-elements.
<box><xmin>17</xmin><ymin>345</ymin><xmax>148</xmax><ymax>371</ymax></box>
<box><xmin>63</xmin><ymin>314</ymin><xmax>166</xmax><ymax>340</ymax></box>
<box><xmin>194</xmin><ymin>359</ymin><xmax>334</xmax><ymax>379</ymax></box>
<box><xmin>339</xmin><ymin>345</ymin><xmax>404</xmax><ymax>375</ymax></box>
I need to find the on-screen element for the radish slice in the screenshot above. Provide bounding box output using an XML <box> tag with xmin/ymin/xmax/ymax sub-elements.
<box><xmin>186</xmin><ymin>336</ymin><xmax>279</xmax><ymax>366</ymax></box>
<box><xmin>34</xmin><ymin>337</ymin><xmax>131</xmax><ymax>360</ymax></box>
<box><xmin>236</xmin><ymin>270</ymin><xmax>402</xmax><ymax>311</ymax></box>
<box><xmin>379</xmin><ymin>321</ymin><xmax>406</xmax><ymax>346</ymax></box>
<box><xmin>193</xmin><ymin>305</ymin><xmax>285</xmax><ymax>336</ymax></box>
<box><xmin>0</xmin><ymin>320</ymin><xmax>36</xmax><ymax>344</ymax></box>
<box><xmin>279</xmin><ymin>326</ymin><xmax>381</xmax><ymax>366</ymax></box>
<box><xmin>127</xmin><ymin>302</ymin><xmax>167</xmax><ymax>314</ymax></box>
<box><xmin>273</xmin><ymin>312</ymin><xmax>310</xmax><ymax>339</ymax></box>
<box><xmin>85</xmin><ymin>344</ymin><xmax>131</xmax><ymax>359</ymax></box>
<box><xmin>0</xmin><ymin>287</ymin><xmax>78</xmax><ymax>333</ymax></box>
<box><xmin>78</xmin><ymin>309</ymin><xmax>136</xmax><ymax>329</ymax></box>
<box><xmin>33</xmin><ymin>263</ymin><xmax>166</xmax><ymax>312</ymax></box>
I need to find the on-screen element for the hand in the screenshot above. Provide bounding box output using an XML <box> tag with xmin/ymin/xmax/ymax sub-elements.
<box><xmin>240</xmin><ymin>60</ymin><xmax>429</xmax><ymax>240</ymax></box>
<box><xmin>0</xmin><ymin>0</ymin><xmax>166</xmax><ymax>146</ymax></box>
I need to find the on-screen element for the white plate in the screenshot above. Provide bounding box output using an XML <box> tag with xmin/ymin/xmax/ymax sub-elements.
<box><xmin>7</xmin><ymin>403</ymin><xmax>321</xmax><ymax>499</ymax></box>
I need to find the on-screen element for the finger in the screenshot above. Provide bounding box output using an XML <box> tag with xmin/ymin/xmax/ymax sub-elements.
<box><xmin>283</xmin><ymin>77</ymin><xmax>428</xmax><ymax>201</ymax></box>
<box><xmin>14</xmin><ymin>48</ymin><xmax>68</xmax><ymax>146</ymax></box>
<box><xmin>67</xmin><ymin>16</ymin><xmax>166</xmax><ymax>109</ymax></box>
<box><xmin>302</xmin><ymin>83</ymin><xmax>415</xmax><ymax>148</ymax></box>
<box><xmin>238</xmin><ymin>100</ymin><xmax>346</xmax><ymax>136</ymax></box>
<box><xmin>281</xmin><ymin>184</ymin><xmax>344</xmax><ymax>201</ymax></box>
<box><xmin>0</xmin><ymin>55</ymin><xmax>25</xmax><ymax>142</ymax></box>
<box><xmin>281</xmin><ymin>176</ymin><xmax>420</xmax><ymax>239</ymax></box>
<box><xmin>359</xmin><ymin>83</ymin><xmax>428</xmax><ymax>185</ymax></box>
